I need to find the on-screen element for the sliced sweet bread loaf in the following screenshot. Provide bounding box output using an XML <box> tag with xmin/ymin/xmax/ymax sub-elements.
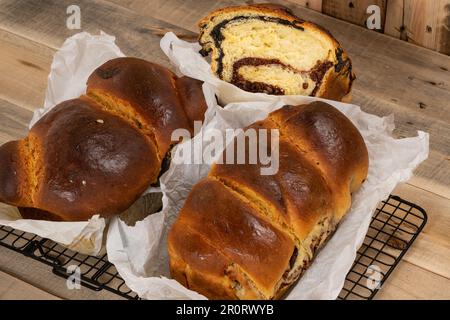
<box><xmin>198</xmin><ymin>4</ymin><xmax>355</xmax><ymax>101</ymax></box>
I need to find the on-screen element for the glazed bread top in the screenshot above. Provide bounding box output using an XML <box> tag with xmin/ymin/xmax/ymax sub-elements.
<box><xmin>0</xmin><ymin>97</ymin><xmax>159</xmax><ymax>221</ymax></box>
<box><xmin>198</xmin><ymin>4</ymin><xmax>354</xmax><ymax>101</ymax></box>
<box><xmin>0</xmin><ymin>58</ymin><xmax>208</xmax><ymax>221</ymax></box>
<box><xmin>168</xmin><ymin>101</ymin><xmax>369</xmax><ymax>299</ymax></box>
<box><xmin>87</xmin><ymin>57</ymin><xmax>208</xmax><ymax>161</ymax></box>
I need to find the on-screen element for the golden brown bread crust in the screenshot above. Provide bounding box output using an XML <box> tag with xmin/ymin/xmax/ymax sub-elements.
<box><xmin>198</xmin><ymin>4</ymin><xmax>355</xmax><ymax>101</ymax></box>
<box><xmin>1</xmin><ymin>97</ymin><xmax>159</xmax><ymax>221</ymax></box>
<box><xmin>169</xmin><ymin>178</ymin><xmax>295</xmax><ymax>299</ymax></box>
<box><xmin>269</xmin><ymin>102</ymin><xmax>369</xmax><ymax>218</ymax></box>
<box><xmin>0</xmin><ymin>57</ymin><xmax>208</xmax><ymax>221</ymax></box>
<box><xmin>169</xmin><ymin>222</ymin><xmax>240</xmax><ymax>300</ymax></box>
<box><xmin>168</xmin><ymin>101</ymin><xmax>369</xmax><ymax>299</ymax></box>
<box><xmin>86</xmin><ymin>57</ymin><xmax>207</xmax><ymax>160</ymax></box>
<box><xmin>211</xmin><ymin>134</ymin><xmax>334</xmax><ymax>242</ymax></box>
<box><xmin>0</xmin><ymin>141</ymin><xmax>31</xmax><ymax>206</ymax></box>
<box><xmin>175</xmin><ymin>76</ymin><xmax>208</xmax><ymax>127</ymax></box>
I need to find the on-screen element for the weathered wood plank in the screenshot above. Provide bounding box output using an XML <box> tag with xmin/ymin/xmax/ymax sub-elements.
<box><xmin>436</xmin><ymin>0</ymin><xmax>450</xmax><ymax>55</ymax></box>
<box><xmin>0</xmin><ymin>98</ymin><xmax>33</xmax><ymax>143</ymax></box>
<box><xmin>284</xmin><ymin>0</ymin><xmax>322</xmax><ymax>11</ymax></box>
<box><xmin>0</xmin><ymin>0</ymin><xmax>196</xmax><ymax>111</ymax></box>
<box><xmin>0</xmin><ymin>29</ymin><xmax>53</xmax><ymax>111</ymax></box>
<box><xmin>408</xmin><ymin>175</ymin><xmax>450</xmax><ymax>205</ymax></box>
<box><xmin>0</xmin><ymin>245</ymin><xmax>125</xmax><ymax>299</ymax></box>
<box><xmin>322</xmin><ymin>0</ymin><xmax>386</xmax><ymax>31</ymax></box>
<box><xmin>0</xmin><ymin>0</ymin><xmax>195</xmax><ymax>59</ymax></box>
<box><xmin>0</xmin><ymin>270</ymin><xmax>61</xmax><ymax>300</ymax></box>
<box><xmin>374</xmin><ymin>260</ymin><xmax>450</xmax><ymax>300</ymax></box>
<box><xmin>107</xmin><ymin>0</ymin><xmax>245</xmax><ymax>35</ymax></box>
<box><xmin>390</xmin><ymin>183</ymin><xmax>450</xmax><ymax>279</ymax></box>
<box><xmin>384</xmin><ymin>0</ymin><xmax>406</xmax><ymax>40</ymax></box>
<box><xmin>403</xmin><ymin>0</ymin><xmax>450</xmax><ymax>55</ymax></box>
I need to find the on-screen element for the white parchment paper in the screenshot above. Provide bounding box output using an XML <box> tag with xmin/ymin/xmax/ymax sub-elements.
<box><xmin>0</xmin><ymin>32</ymin><xmax>126</xmax><ymax>255</ymax></box>
<box><xmin>103</xmin><ymin>33</ymin><xmax>429</xmax><ymax>299</ymax></box>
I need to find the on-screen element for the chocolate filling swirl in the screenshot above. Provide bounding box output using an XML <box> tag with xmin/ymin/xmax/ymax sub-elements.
<box><xmin>231</xmin><ymin>57</ymin><xmax>334</xmax><ymax>96</ymax></box>
<box><xmin>202</xmin><ymin>14</ymin><xmax>351</xmax><ymax>96</ymax></box>
<box><xmin>204</xmin><ymin>15</ymin><xmax>305</xmax><ymax>78</ymax></box>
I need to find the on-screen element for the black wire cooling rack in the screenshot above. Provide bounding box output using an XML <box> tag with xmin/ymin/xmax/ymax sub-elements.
<box><xmin>338</xmin><ymin>195</ymin><xmax>427</xmax><ymax>299</ymax></box>
<box><xmin>0</xmin><ymin>195</ymin><xmax>426</xmax><ymax>300</ymax></box>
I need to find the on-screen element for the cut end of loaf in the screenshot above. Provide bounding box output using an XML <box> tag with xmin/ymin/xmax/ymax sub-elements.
<box><xmin>198</xmin><ymin>4</ymin><xmax>354</xmax><ymax>100</ymax></box>
<box><xmin>20</xmin><ymin>134</ymin><xmax>42</xmax><ymax>206</ymax></box>
<box><xmin>0</xmin><ymin>134</ymin><xmax>42</xmax><ymax>208</ymax></box>
<box><xmin>10</xmin><ymin>97</ymin><xmax>162</xmax><ymax>221</ymax></box>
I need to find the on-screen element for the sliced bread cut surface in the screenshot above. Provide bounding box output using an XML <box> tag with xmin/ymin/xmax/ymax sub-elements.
<box><xmin>198</xmin><ymin>4</ymin><xmax>354</xmax><ymax>101</ymax></box>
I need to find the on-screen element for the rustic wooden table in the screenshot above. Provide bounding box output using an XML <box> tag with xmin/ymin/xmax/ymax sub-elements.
<box><xmin>0</xmin><ymin>0</ymin><xmax>449</xmax><ymax>300</ymax></box>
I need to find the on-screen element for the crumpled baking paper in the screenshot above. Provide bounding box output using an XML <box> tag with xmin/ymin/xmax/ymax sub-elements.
<box><xmin>103</xmin><ymin>33</ymin><xmax>429</xmax><ymax>299</ymax></box>
<box><xmin>0</xmin><ymin>32</ymin><xmax>126</xmax><ymax>255</ymax></box>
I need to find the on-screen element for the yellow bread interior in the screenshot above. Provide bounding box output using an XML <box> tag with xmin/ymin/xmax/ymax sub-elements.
<box><xmin>237</xmin><ymin>64</ymin><xmax>316</xmax><ymax>95</ymax></box>
<box><xmin>219</xmin><ymin>19</ymin><xmax>335</xmax><ymax>81</ymax></box>
<box><xmin>198</xmin><ymin>6</ymin><xmax>354</xmax><ymax>100</ymax></box>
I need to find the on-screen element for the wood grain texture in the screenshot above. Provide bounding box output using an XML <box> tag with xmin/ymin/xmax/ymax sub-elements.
<box><xmin>0</xmin><ymin>29</ymin><xmax>53</xmax><ymax>111</ymax></box>
<box><xmin>384</xmin><ymin>0</ymin><xmax>406</xmax><ymax>40</ymax></box>
<box><xmin>0</xmin><ymin>98</ymin><xmax>33</xmax><ymax>143</ymax></box>
<box><xmin>437</xmin><ymin>0</ymin><xmax>450</xmax><ymax>55</ymax></box>
<box><xmin>374</xmin><ymin>260</ymin><xmax>450</xmax><ymax>299</ymax></box>
<box><xmin>391</xmin><ymin>184</ymin><xmax>450</xmax><ymax>279</ymax></box>
<box><xmin>285</xmin><ymin>0</ymin><xmax>322</xmax><ymax>11</ymax></box>
<box><xmin>0</xmin><ymin>0</ymin><xmax>196</xmax><ymax>60</ymax></box>
<box><xmin>0</xmin><ymin>0</ymin><xmax>196</xmax><ymax>111</ymax></box>
<box><xmin>322</xmin><ymin>0</ymin><xmax>386</xmax><ymax>30</ymax></box>
<box><xmin>409</xmin><ymin>175</ymin><xmax>450</xmax><ymax>206</ymax></box>
<box><xmin>0</xmin><ymin>270</ymin><xmax>60</xmax><ymax>300</ymax></box>
<box><xmin>109</xmin><ymin>0</ymin><xmax>245</xmax><ymax>35</ymax></box>
<box><xmin>0</xmin><ymin>245</ymin><xmax>125</xmax><ymax>300</ymax></box>
<box><xmin>403</xmin><ymin>0</ymin><xmax>450</xmax><ymax>55</ymax></box>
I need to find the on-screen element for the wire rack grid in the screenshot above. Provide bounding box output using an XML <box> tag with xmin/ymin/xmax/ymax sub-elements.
<box><xmin>0</xmin><ymin>195</ymin><xmax>427</xmax><ymax>300</ymax></box>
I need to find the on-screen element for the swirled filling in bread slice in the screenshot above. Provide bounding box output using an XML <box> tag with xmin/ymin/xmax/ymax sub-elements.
<box><xmin>198</xmin><ymin>4</ymin><xmax>354</xmax><ymax>100</ymax></box>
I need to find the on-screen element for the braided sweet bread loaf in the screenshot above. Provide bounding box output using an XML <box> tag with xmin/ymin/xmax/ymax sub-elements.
<box><xmin>198</xmin><ymin>4</ymin><xmax>354</xmax><ymax>101</ymax></box>
<box><xmin>0</xmin><ymin>57</ymin><xmax>207</xmax><ymax>221</ymax></box>
<box><xmin>168</xmin><ymin>101</ymin><xmax>368</xmax><ymax>299</ymax></box>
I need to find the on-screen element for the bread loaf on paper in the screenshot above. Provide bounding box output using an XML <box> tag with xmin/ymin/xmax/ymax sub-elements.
<box><xmin>168</xmin><ymin>101</ymin><xmax>368</xmax><ymax>299</ymax></box>
<box><xmin>198</xmin><ymin>4</ymin><xmax>354</xmax><ymax>101</ymax></box>
<box><xmin>0</xmin><ymin>57</ymin><xmax>207</xmax><ymax>221</ymax></box>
